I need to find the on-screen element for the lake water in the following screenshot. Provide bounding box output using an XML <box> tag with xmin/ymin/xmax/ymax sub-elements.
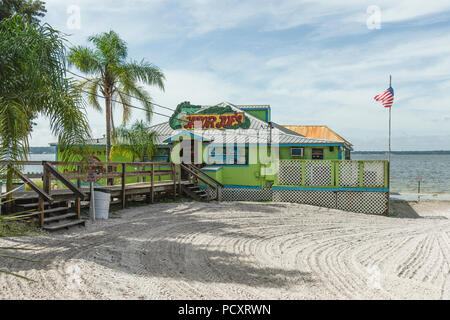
<box><xmin>352</xmin><ymin>153</ymin><xmax>450</xmax><ymax>196</ymax></box>
<box><xmin>2</xmin><ymin>153</ymin><xmax>450</xmax><ymax>197</ymax></box>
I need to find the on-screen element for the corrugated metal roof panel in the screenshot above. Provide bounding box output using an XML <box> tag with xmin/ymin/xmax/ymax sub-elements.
<box><xmin>282</xmin><ymin>125</ymin><xmax>353</xmax><ymax>146</ymax></box>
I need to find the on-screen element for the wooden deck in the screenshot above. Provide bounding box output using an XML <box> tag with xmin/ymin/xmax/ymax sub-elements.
<box><xmin>1</xmin><ymin>161</ymin><xmax>223</xmax><ymax>229</ymax></box>
<box><xmin>13</xmin><ymin>180</ymin><xmax>191</xmax><ymax>201</ymax></box>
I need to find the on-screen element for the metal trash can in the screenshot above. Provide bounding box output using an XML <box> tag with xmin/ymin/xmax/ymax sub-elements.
<box><xmin>92</xmin><ymin>188</ymin><xmax>111</xmax><ymax>220</ymax></box>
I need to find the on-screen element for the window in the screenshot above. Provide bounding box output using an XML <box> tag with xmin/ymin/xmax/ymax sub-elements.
<box><xmin>208</xmin><ymin>145</ymin><xmax>248</xmax><ymax>165</ymax></box>
<box><xmin>311</xmin><ymin>148</ymin><xmax>324</xmax><ymax>160</ymax></box>
<box><xmin>290</xmin><ymin>147</ymin><xmax>304</xmax><ymax>157</ymax></box>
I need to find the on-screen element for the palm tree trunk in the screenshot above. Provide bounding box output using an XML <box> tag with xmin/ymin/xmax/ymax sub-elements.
<box><xmin>105</xmin><ymin>95</ymin><xmax>113</xmax><ymax>185</ymax></box>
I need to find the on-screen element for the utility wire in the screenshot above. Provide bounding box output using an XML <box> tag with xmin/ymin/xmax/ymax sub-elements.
<box><xmin>65</xmin><ymin>69</ymin><xmax>176</xmax><ymax>113</ymax></box>
<box><xmin>78</xmin><ymin>88</ymin><xmax>273</xmax><ymax>140</ymax></box>
<box><xmin>78</xmin><ymin>88</ymin><xmax>178</xmax><ymax>121</ymax></box>
<box><xmin>71</xmin><ymin>70</ymin><xmax>273</xmax><ymax>139</ymax></box>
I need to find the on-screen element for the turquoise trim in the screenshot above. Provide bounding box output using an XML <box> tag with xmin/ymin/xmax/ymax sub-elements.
<box><xmin>272</xmin><ymin>186</ymin><xmax>389</xmax><ymax>192</ymax></box>
<box><xmin>201</xmin><ymin>166</ymin><xmax>223</xmax><ymax>172</ymax></box>
<box><xmin>224</xmin><ymin>184</ymin><xmax>262</xmax><ymax>189</ymax></box>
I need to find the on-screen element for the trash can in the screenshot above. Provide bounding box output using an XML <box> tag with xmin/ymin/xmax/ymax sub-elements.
<box><xmin>92</xmin><ymin>189</ymin><xmax>111</xmax><ymax>219</ymax></box>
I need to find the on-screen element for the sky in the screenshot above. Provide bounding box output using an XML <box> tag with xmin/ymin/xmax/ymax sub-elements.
<box><xmin>30</xmin><ymin>0</ymin><xmax>450</xmax><ymax>151</ymax></box>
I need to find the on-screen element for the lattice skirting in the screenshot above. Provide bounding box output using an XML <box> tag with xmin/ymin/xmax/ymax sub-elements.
<box><xmin>219</xmin><ymin>187</ymin><xmax>388</xmax><ymax>215</ymax></box>
<box><xmin>221</xmin><ymin>187</ymin><xmax>272</xmax><ymax>202</ymax></box>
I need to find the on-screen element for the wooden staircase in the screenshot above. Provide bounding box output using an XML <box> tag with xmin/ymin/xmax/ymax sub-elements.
<box><xmin>14</xmin><ymin>198</ymin><xmax>85</xmax><ymax>231</ymax></box>
<box><xmin>181</xmin><ymin>183</ymin><xmax>209</xmax><ymax>201</ymax></box>
<box><xmin>179</xmin><ymin>164</ymin><xmax>223</xmax><ymax>202</ymax></box>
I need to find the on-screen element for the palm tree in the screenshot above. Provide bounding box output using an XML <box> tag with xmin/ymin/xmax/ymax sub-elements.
<box><xmin>67</xmin><ymin>30</ymin><xmax>165</xmax><ymax>167</ymax></box>
<box><xmin>0</xmin><ymin>15</ymin><xmax>91</xmax><ymax>208</ymax></box>
<box><xmin>111</xmin><ymin>121</ymin><xmax>157</xmax><ymax>182</ymax></box>
<box><xmin>111</xmin><ymin>120</ymin><xmax>157</xmax><ymax>162</ymax></box>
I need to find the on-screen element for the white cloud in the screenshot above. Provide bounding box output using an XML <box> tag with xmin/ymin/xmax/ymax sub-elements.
<box><xmin>29</xmin><ymin>0</ymin><xmax>450</xmax><ymax>151</ymax></box>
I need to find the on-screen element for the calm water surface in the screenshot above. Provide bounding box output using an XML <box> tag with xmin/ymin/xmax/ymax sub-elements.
<box><xmin>2</xmin><ymin>153</ymin><xmax>449</xmax><ymax>195</ymax></box>
<box><xmin>352</xmin><ymin>153</ymin><xmax>450</xmax><ymax>194</ymax></box>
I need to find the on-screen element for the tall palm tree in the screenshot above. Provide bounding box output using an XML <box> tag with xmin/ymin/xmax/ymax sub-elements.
<box><xmin>0</xmin><ymin>15</ymin><xmax>91</xmax><ymax>207</ymax></box>
<box><xmin>67</xmin><ymin>30</ymin><xmax>165</xmax><ymax>166</ymax></box>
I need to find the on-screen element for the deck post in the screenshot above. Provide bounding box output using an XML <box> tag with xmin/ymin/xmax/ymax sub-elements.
<box><xmin>38</xmin><ymin>196</ymin><xmax>44</xmax><ymax>228</ymax></box>
<box><xmin>207</xmin><ymin>185</ymin><xmax>210</xmax><ymax>202</ymax></box>
<box><xmin>77</xmin><ymin>165</ymin><xmax>81</xmax><ymax>188</ymax></box>
<box><xmin>76</xmin><ymin>164</ymin><xmax>81</xmax><ymax>219</ymax></box>
<box><xmin>151</xmin><ymin>163</ymin><xmax>155</xmax><ymax>203</ymax></box>
<box><xmin>76</xmin><ymin>197</ymin><xmax>81</xmax><ymax>220</ymax></box>
<box><xmin>121</xmin><ymin>163</ymin><xmax>126</xmax><ymax>209</ymax></box>
<box><xmin>178</xmin><ymin>164</ymin><xmax>182</xmax><ymax>198</ymax></box>
<box><xmin>5</xmin><ymin>164</ymin><xmax>13</xmax><ymax>214</ymax></box>
<box><xmin>42</xmin><ymin>161</ymin><xmax>51</xmax><ymax>195</ymax></box>
<box><xmin>171</xmin><ymin>163</ymin><xmax>176</xmax><ymax>200</ymax></box>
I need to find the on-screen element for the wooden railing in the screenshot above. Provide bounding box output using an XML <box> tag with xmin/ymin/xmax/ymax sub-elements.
<box><xmin>180</xmin><ymin>164</ymin><xmax>222</xmax><ymax>201</ymax></box>
<box><xmin>0</xmin><ymin>161</ymin><xmax>181</xmax><ymax>217</ymax></box>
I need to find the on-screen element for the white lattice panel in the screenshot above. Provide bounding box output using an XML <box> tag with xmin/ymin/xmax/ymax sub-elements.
<box><xmin>222</xmin><ymin>188</ymin><xmax>272</xmax><ymax>202</ymax></box>
<box><xmin>338</xmin><ymin>161</ymin><xmax>360</xmax><ymax>187</ymax></box>
<box><xmin>305</xmin><ymin>161</ymin><xmax>332</xmax><ymax>186</ymax></box>
<box><xmin>363</xmin><ymin>162</ymin><xmax>385</xmax><ymax>187</ymax></box>
<box><xmin>337</xmin><ymin>191</ymin><xmax>387</xmax><ymax>214</ymax></box>
<box><xmin>221</xmin><ymin>187</ymin><xmax>388</xmax><ymax>215</ymax></box>
<box><xmin>278</xmin><ymin>160</ymin><xmax>302</xmax><ymax>185</ymax></box>
<box><xmin>272</xmin><ymin>190</ymin><xmax>336</xmax><ymax>208</ymax></box>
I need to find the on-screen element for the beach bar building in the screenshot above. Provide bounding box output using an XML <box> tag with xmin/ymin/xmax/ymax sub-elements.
<box><xmin>50</xmin><ymin>101</ymin><xmax>389</xmax><ymax>214</ymax></box>
<box><xmin>150</xmin><ymin>102</ymin><xmax>389</xmax><ymax>214</ymax></box>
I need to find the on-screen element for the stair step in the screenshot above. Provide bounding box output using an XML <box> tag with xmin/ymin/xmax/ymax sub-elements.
<box><xmin>16</xmin><ymin>201</ymin><xmax>66</xmax><ymax>209</ymax></box>
<box><xmin>44</xmin><ymin>207</ymin><xmax>70</xmax><ymax>214</ymax></box>
<box><xmin>44</xmin><ymin>212</ymin><xmax>77</xmax><ymax>223</ymax></box>
<box><xmin>43</xmin><ymin>219</ymin><xmax>85</xmax><ymax>231</ymax></box>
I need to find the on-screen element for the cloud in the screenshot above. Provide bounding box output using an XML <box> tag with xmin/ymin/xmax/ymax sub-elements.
<box><xmin>30</xmin><ymin>0</ymin><xmax>450</xmax><ymax>151</ymax></box>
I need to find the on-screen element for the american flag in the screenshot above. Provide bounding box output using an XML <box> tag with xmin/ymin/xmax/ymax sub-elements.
<box><xmin>374</xmin><ymin>86</ymin><xmax>394</xmax><ymax>108</ymax></box>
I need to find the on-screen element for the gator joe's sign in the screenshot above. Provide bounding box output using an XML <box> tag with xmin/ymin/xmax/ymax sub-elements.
<box><xmin>183</xmin><ymin>112</ymin><xmax>245</xmax><ymax>130</ymax></box>
<box><xmin>169</xmin><ymin>102</ymin><xmax>251</xmax><ymax>130</ymax></box>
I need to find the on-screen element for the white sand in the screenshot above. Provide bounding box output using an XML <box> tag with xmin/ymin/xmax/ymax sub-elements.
<box><xmin>1</xmin><ymin>200</ymin><xmax>450</xmax><ymax>300</ymax></box>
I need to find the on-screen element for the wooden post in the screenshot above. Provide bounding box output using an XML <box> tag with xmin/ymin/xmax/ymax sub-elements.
<box><xmin>158</xmin><ymin>164</ymin><xmax>161</xmax><ymax>181</ymax></box>
<box><xmin>151</xmin><ymin>163</ymin><xmax>155</xmax><ymax>203</ymax></box>
<box><xmin>171</xmin><ymin>163</ymin><xmax>176</xmax><ymax>200</ymax></box>
<box><xmin>207</xmin><ymin>185</ymin><xmax>210</xmax><ymax>202</ymax></box>
<box><xmin>121</xmin><ymin>163</ymin><xmax>126</xmax><ymax>209</ymax></box>
<box><xmin>38</xmin><ymin>196</ymin><xmax>45</xmax><ymax>228</ymax></box>
<box><xmin>76</xmin><ymin>164</ymin><xmax>81</xmax><ymax>218</ymax></box>
<box><xmin>5</xmin><ymin>164</ymin><xmax>13</xmax><ymax>214</ymax></box>
<box><xmin>77</xmin><ymin>165</ymin><xmax>81</xmax><ymax>188</ymax></box>
<box><xmin>42</xmin><ymin>161</ymin><xmax>51</xmax><ymax>195</ymax></box>
<box><xmin>136</xmin><ymin>164</ymin><xmax>140</xmax><ymax>183</ymax></box>
<box><xmin>76</xmin><ymin>197</ymin><xmax>81</xmax><ymax>220</ymax></box>
<box><xmin>178</xmin><ymin>164</ymin><xmax>182</xmax><ymax>198</ymax></box>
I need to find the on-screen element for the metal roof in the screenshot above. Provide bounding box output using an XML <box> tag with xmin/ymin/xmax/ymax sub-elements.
<box><xmin>155</xmin><ymin>102</ymin><xmax>345</xmax><ymax>146</ymax></box>
<box><xmin>282</xmin><ymin>125</ymin><xmax>353</xmax><ymax>147</ymax></box>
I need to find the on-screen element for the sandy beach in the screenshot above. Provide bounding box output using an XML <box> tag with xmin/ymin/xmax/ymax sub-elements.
<box><xmin>1</xmin><ymin>200</ymin><xmax>450</xmax><ymax>300</ymax></box>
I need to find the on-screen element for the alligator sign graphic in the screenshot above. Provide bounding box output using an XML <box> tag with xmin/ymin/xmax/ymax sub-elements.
<box><xmin>169</xmin><ymin>102</ymin><xmax>251</xmax><ymax>130</ymax></box>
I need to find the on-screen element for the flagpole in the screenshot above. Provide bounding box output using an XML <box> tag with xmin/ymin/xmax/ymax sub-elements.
<box><xmin>388</xmin><ymin>75</ymin><xmax>392</xmax><ymax>215</ymax></box>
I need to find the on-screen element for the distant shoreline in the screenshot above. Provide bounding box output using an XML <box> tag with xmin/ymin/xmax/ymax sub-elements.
<box><xmin>352</xmin><ymin>150</ymin><xmax>450</xmax><ymax>155</ymax></box>
<box><xmin>28</xmin><ymin>147</ymin><xmax>450</xmax><ymax>155</ymax></box>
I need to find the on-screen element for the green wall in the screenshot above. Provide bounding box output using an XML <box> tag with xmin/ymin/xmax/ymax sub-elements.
<box><xmin>240</xmin><ymin>109</ymin><xmax>269</xmax><ymax>122</ymax></box>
